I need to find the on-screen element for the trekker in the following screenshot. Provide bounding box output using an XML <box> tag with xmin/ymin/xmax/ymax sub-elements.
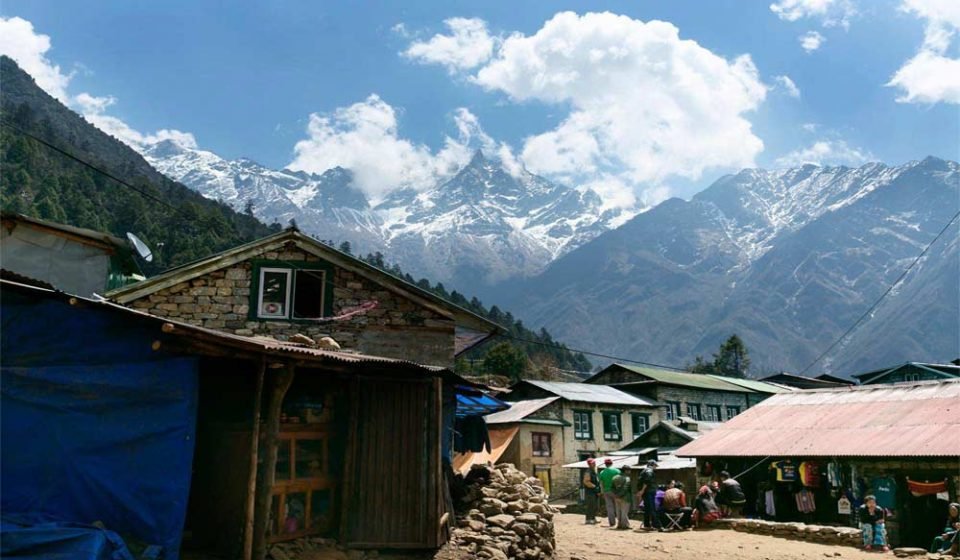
<box><xmin>663</xmin><ymin>481</ymin><xmax>692</xmax><ymax>529</ymax></box>
<box><xmin>718</xmin><ymin>471</ymin><xmax>746</xmax><ymax>518</ymax></box>
<box><xmin>638</xmin><ymin>459</ymin><xmax>662</xmax><ymax>531</ymax></box>
<box><xmin>612</xmin><ymin>465</ymin><xmax>633</xmax><ymax>530</ymax></box>
<box><xmin>693</xmin><ymin>485</ymin><xmax>721</xmax><ymax>528</ymax></box>
<box><xmin>929</xmin><ymin>502</ymin><xmax>959</xmax><ymax>554</ymax></box>
<box><xmin>859</xmin><ymin>495</ymin><xmax>890</xmax><ymax>552</ymax></box>
<box><xmin>582</xmin><ymin>458</ymin><xmax>601</xmax><ymax>525</ymax></box>
<box><xmin>598</xmin><ymin>458</ymin><xmax>621</xmax><ymax>528</ymax></box>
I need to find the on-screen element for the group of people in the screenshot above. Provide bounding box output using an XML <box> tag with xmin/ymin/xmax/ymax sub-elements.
<box><xmin>581</xmin><ymin>458</ymin><xmax>747</xmax><ymax>531</ymax></box>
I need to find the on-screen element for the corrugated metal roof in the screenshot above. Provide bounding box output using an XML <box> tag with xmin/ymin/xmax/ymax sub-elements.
<box><xmin>706</xmin><ymin>375</ymin><xmax>796</xmax><ymax>394</ymax></box>
<box><xmin>676</xmin><ymin>379</ymin><xmax>960</xmax><ymax>458</ymax></box>
<box><xmin>484</xmin><ymin>397</ymin><xmax>559</xmax><ymax>424</ymax></box>
<box><xmin>523</xmin><ymin>380</ymin><xmax>659</xmax><ymax>406</ymax></box>
<box><xmin>610</xmin><ymin>365</ymin><xmax>760</xmax><ymax>392</ymax></box>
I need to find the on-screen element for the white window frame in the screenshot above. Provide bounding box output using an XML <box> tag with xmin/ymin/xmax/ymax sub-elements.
<box><xmin>687</xmin><ymin>403</ymin><xmax>702</xmax><ymax>421</ymax></box>
<box><xmin>725</xmin><ymin>405</ymin><xmax>741</xmax><ymax>420</ymax></box>
<box><xmin>573</xmin><ymin>411</ymin><xmax>593</xmax><ymax>440</ymax></box>
<box><xmin>257</xmin><ymin>267</ymin><xmax>292</xmax><ymax>319</ymax></box>
<box><xmin>706</xmin><ymin>405</ymin><xmax>722</xmax><ymax>422</ymax></box>
<box><xmin>531</xmin><ymin>432</ymin><xmax>552</xmax><ymax>457</ymax></box>
<box><xmin>631</xmin><ymin>413</ymin><xmax>649</xmax><ymax>438</ymax></box>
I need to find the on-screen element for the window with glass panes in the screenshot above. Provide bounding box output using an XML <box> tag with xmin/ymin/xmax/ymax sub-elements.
<box><xmin>573</xmin><ymin>410</ymin><xmax>593</xmax><ymax>440</ymax></box>
<box><xmin>725</xmin><ymin>405</ymin><xmax>741</xmax><ymax>419</ymax></box>
<box><xmin>705</xmin><ymin>405</ymin><xmax>722</xmax><ymax>422</ymax></box>
<box><xmin>252</xmin><ymin>261</ymin><xmax>333</xmax><ymax>321</ymax></box>
<box><xmin>602</xmin><ymin>412</ymin><xmax>622</xmax><ymax>441</ymax></box>
<box><xmin>664</xmin><ymin>401</ymin><xmax>681</xmax><ymax>420</ymax></box>
<box><xmin>686</xmin><ymin>403</ymin><xmax>701</xmax><ymax>420</ymax></box>
<box><xmin>631</xmin><ymin>413</ymin><xmax>650</xmax><ymax>438</ymax></box>
<box><xmin>531</xmin><ymin>432</ymin><xmax>552</xmax><ymax>456</ymax></box>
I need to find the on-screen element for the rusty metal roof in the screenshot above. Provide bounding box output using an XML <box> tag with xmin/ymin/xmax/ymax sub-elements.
<box><xmin>676</xmin><ymin>379</ymin><xmax>960</xmax><ymax>458</ymax></box>
<box><xmin>2</xmin><ymin>279</ymin><xmax>450</xmax><ymax>373</ymax></box>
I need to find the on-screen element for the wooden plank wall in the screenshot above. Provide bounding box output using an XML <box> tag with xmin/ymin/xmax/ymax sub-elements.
<box><xmin>343</xmin><ymin>376</ymin><xmax>441</xmax><ymax>548</ymax></box>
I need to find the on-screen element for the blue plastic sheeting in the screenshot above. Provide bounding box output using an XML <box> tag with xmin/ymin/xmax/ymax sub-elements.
<box><xmin>1</xmin><ymin>289</ymin><xmax>199</xmax><ymax>560</ymax></box>
<box><xmin>2</xmin><ymin>514</ymin><xmax>135</xmax><ymax>560</ymax></box>
<box><xmin>455</xmin><ymin>391</ymin><xmax>509</xmax><ymax>418</ymax></box>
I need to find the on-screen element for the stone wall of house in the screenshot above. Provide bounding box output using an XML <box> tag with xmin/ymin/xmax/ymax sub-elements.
<box><xmin>128</xmin><ymin>246</ymin><xmax>457</xmax><ymax>366</ymax></box>
<box><xmin>647</xmin><ymin>386</ymin><xmax>755</xmax><ymax>422</ymax></box>
<box><xmin>542</xmin><ymin>401</ymin><xmax>661</xmax><ymax>500</ymax></box>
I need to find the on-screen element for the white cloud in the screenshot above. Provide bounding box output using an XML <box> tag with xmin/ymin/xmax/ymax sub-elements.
<box><xmin>403</xmin><ymin>17</ymin><xmax>496</xmax><ymax>72</ymax></box>
<box><xmin>774</xmin><ymin>139</ymin><xmax>873</xmax><ymax>167</ymax></box>
<box><xmin>774</xmin><ymin>75</ymin><xmax>802</xmax><ymax>98</ymax></box>
<box><xmin>801</xmin><ymin>122</ymin><xmax>819</xmax><ymax>132</ymax></box>
<box><xmin>287</xmin><ymin>95</ymin><xmax>500</xmax><ymax>200</ymax></box>
<box><xmin>0</xmin><ymin>16</ymin><xmax>72</xmax><ymax>102</ymax></box>
<box><xmin>887</xmin><ymin>0</ymin><xmax>960</xmax><ymax>104</ymax></box>
<box><xmin>799</xmin><ymin>31</ymin><xmax>826</xmax><ymax>52</ymax></box>
<box><xmin>0</xmin><ymin>16</ymin><xmax>198</xmax><ymax>151</ymax></box>
<box><xmin>453</xmin><ymin>12</ymin><xmax>767</xmax><ymax>204</ymax></box>
<box><xmin>770</xmin><ymin>0</ymin><xmax>856</xmax><ymax>29</ymax></box>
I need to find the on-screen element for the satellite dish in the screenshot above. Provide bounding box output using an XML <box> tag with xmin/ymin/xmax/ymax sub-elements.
<box><xmin>126</xmin><ymin>232</ymin><xmax>154</xmax><ymax>263</ymax></box>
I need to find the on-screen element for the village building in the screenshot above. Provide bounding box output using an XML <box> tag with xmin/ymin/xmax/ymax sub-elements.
<box><xmin>1</xmin><ymin>212</ymin><xmax>143</xmax><ymax>296</ymax></box>
<box><xmin>496</xmin><ymin>380</ymin><xmax>661</xmax><ymax>498</ymax></box>
<box><xmin>847</xmin><ymin>361</ymin><xmax>960</xmax><ymax>385</ymax></box>
<box><xmin>0</xmin><ymin>279</ymin><xmax>507</xmax><ymax>560</ymax></box>
<box><xmin>105</xmin><ymin>226</ymin><xmax>501</xmax><ymax>368</ymax></box>
<box><xmin>760</xmin><ymin>372</ymin><xmax>853</xmax><ymax>390</ymax></box>
<box><xmin>584</xmin><ymin>364</ymin><xmax>793</xmax><ymax>423</ymax></box>
<box><xmin>676</xmin><ymin>379</ymin><xmax>960</xmax><ymax>549</ymax></box>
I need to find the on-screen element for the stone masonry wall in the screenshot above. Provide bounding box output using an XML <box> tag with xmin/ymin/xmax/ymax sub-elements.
<box><xmin>128</xmin><ymin>245</ymin><xmax>457</xmax><ymax>366</ymax></box>
<box><xmin>652</xmin><ymin>386</ymin><xmax>754</xmax><ymax>421</ymax></box>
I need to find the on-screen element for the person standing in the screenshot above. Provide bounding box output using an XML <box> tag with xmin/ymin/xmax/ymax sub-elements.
<box><xmin>638</xmin><ymin>460</ymin><xmax>662</xmax><ymax>531</ymax></box>
<box><xmin>598</xmin><ymin>458</ymin><xmax>621</xmax><ymax>527</ymax></box>
<box><xmin>612</xmin><ymin>465</ymin><xmax>633</xmax><ymax>530</ymax></box>
<box><xmin>582</xmin><ymin>458</ymin><xmax>601</xmax><ymax>525</ymax></box>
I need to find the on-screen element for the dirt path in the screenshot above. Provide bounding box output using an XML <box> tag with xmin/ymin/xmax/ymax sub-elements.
<box><xmin>553</xmin><ymin>513</ymin><xmax>890</xmax><ymax>560</ymax></box>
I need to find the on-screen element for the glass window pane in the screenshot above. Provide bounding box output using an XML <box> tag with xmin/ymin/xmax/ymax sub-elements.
<box><xmin>295</xmin><ymin>438</ymin><xmax>325</xmax><ymax>479</ymax></box>
<box><xmin>276</xmin><ymin>440</ymin><xmax>291</xmax><ymax>480</ymax></box>
<box><xmin>283</xmin><ymin>492</ymin><xmax>307</xmax><ymax>535</ymax></box>
<box><xmin>260</xmin><ymin>270</ymin><xmax>289</xmax><ymax>317</ymax></box>
<box><xmin>293</xmin><ymin>270</ymin><xmax>325</xmax><ymax>319</ymax></box>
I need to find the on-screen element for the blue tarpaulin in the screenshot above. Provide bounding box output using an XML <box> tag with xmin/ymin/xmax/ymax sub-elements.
<box><xmin>1</xmin><ymin>289</ymin><xmax>199</xmax><ymax>559</ymax></box>
<box><xmin>1</xmin><ymin>514</ymin><xmax>135</xmax><ymax>560</ymax></box>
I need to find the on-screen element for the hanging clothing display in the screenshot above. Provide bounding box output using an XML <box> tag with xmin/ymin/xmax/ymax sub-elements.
<box><xmin>827</xmin><ymin>462</ymin><xmax>842</xmax><ymax>487</ymax></box>
<box><xmin>871</xmin><ymin>476</ymin><xmax>897</xmax><ymax>510</ymax></box>
<box><xmin>772</xmin><ymin>460</ymin><xmax>798</xmax><ymax>482</ymax></box>
<box><xmin>799</xmin><ymin>461</ymin><xmax>821</xmax><ymax>488</ymax></box>
<box><xmin>795</xmin><ymin>488</ymin><xmax>817</xmax><ymax>514</ymax></box>
<box><xmin>765</xmin><ymin>490</ymin><xmax>777</xmax><ymax>517</ymax></box>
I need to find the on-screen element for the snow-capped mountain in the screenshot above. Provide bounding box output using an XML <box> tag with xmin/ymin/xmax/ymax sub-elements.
<box><xmin>144</xmin><ymin>142</ymin><xmax>636</xmax><ymax>294</ymax></box>
<box><xmin>503</xmin><ymin>157</ymin><xmax>960</xmax><ymax>375</ymax></box>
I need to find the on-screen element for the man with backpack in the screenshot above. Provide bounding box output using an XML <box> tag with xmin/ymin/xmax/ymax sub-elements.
<box><xmin>582</xmin><ymin>458</ymin><xmax>601</xmax><ymax>525</ymax></box>
<box><xmin>612</xmin><ymin>465</ymin><xmax>633</xmax><ymax>530</ymax></box>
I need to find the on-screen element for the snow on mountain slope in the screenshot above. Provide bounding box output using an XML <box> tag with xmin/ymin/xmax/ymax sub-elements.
<box><xmin>144</xmin><ymin>142</ymin><xmax>637</xmax><ymax>294</ymax></box>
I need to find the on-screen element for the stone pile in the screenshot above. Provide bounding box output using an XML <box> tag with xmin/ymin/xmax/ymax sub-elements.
<box><xmin>449</xmin><ymin>463</ymin><xmax>559</xmax><ymax>559</ymax></box>
<box><xmin>720</xmin><ymin>518</ymin><xmax>862</xmax><ymax>547</ymax></box>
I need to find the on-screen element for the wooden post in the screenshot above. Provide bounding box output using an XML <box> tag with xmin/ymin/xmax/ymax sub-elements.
<box><xmin>242</xmin><ymin>359</ymin><xmax>266</xmax><ymax>560</ymax></box>
<box><xmin>252</xmin><ymin>363</ymin><xmax>295</xmax><ymax>560</ymax></box>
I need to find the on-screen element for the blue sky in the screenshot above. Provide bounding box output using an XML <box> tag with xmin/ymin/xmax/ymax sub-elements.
<box><xmin>1</xmin><ymin>0</ymin><xmax>957</xmax><ymax>205</ymax></box>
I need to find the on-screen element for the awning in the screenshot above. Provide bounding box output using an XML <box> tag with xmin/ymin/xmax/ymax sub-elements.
<box><xmin>453</xmin><ymin>425</ymin><xmax>519</xmax><ymax>475</ymax></box>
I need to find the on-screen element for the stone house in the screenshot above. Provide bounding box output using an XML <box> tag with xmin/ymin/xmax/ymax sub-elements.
<box><xmin>500</xmin><ymin>380</ymin><xmax>661</xmax><ymax>498</ymax></box>
<box><xmin>848</xmin><ymin>361</ymin><xmax>959</xmax><ymax>385</ymax></box>
<box><xmin>106</xmin><ymin>227</ymin><xmax>500</xmax><ymax>367</ymax></box>
<box><xmin>584</xmin><ymin>364</ymin><xmax>793</xmax><ymax>423</ymax></box>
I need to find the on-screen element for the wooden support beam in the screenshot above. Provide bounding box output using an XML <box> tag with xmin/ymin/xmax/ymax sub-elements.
<box><xmin>252</xmin><ymin>363</ymin><xmax>295</xmax><ymax>560</ymax></box>
<box><xmin>243</xmin><ymin>359</ymin><xmax>266</xmax><ymax>560</ymax></box>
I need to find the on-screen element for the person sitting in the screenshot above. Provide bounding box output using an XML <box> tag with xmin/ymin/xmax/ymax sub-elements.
<box><xmin>859</xmin><ymin>495</ymin><xmax>890</xmax><ymax>552</ymax></box>
<box><xmin>693</xmin><ymin>485</ymin><xmax>721</xmax><ymax>528</ymax></box>
<box><xmin>718</xmin><ymin>471</ymin><xmax>747</xmax><ymax>518</ymax></box>
<box><xmin>930</xmin><ymin>502</ymin><xmax>959</xmax><ymax>554</ymax></box>
<box><xmin>662</xmin><ymin>481</ymin><xmax>693</xmax><ymax>530</ymax></box>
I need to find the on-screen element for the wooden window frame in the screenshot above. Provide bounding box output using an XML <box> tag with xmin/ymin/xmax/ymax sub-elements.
<box><xmin>686</xmin><ymin>403</ymin><xmax>702</xmax><ymax>421</ymax></box>
<box><xmin>250</xmin><ymin>260</ymin><xmax>335</xmax><ymax>322</ymax></box>
<box><xmin>257</xmin><ymin>267</ymin><xmax>292</xmax><ymax>319</ymax></box>
<box><xmin>601</xmin><ymin>411</ymin><xmax>622</xmax><ymax>441</ymax></box>
<box><xmin>705</xmin><ymin>405</ymin><xmax>722</xmax><ymax>422</ymax></box>
<box><xmin>573</xmin><ymin>410</ymin><xmax>593</xmax><ymax>440</ymax></box>
<box><xmin>531</xmin><ymin>432</ymin><xmax>552</xmax><ymax>457</ymax></box>
<box><xmin>725</xmin><ymin>405</ymin><xmax>741</xmax><ymax>420</ymax></box>
<box><xmin>665</xmin><ymin>401</ymin><xmax>681</xmax><ymax>421</ymax></box>
<box><xmin>631</xmin><ymin>412</ymin><xmax>650</xmax><ymax>438</ymax></box>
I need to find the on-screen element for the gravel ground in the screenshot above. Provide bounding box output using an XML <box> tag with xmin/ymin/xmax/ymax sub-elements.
<box><xmin>552</xmin><ymin>513</ymin><xmax>892</xmax><ymax>560</ymax></box>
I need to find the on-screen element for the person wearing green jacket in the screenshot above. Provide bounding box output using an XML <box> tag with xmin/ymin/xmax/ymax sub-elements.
<box><xmin>598</xmin><ymin>458</ymin><xmax>621</xmax><ymax>527</ymax></box>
